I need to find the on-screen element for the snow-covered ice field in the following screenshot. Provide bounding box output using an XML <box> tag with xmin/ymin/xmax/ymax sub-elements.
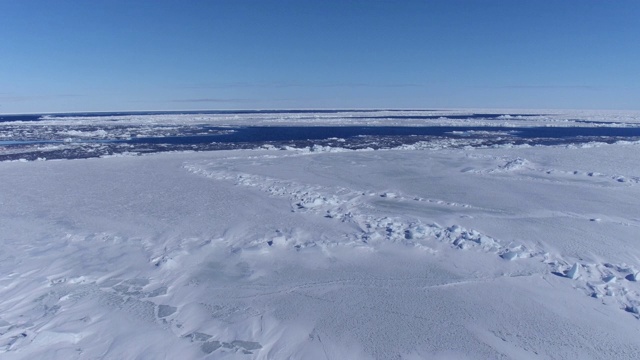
<box><xmin>1</xmin><ymin>110</ymin><xmax>640</xmax><ymax>359</ymax></box>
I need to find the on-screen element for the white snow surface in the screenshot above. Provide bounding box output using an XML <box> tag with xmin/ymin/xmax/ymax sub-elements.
<box><xmin>2</xmin><ymin>121</ymin><xmax>640</xmax><ymax>358</ymax></box>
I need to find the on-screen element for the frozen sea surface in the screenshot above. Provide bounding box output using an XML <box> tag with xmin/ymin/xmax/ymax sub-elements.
<box><xmin>2</xmin><ymin>109</ymin><xmax>640</xmax><ymax>161</ymax></box>
<box><xmin>1</xmin><ymin>109</ymin><xmax>640</xmax><ymax>359</ymax></box>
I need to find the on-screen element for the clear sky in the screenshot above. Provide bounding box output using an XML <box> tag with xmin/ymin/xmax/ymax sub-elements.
<box><xmin>1</xmin><ymin>0</ymin><xmax>639</xmax><ymax>113</ymax></box>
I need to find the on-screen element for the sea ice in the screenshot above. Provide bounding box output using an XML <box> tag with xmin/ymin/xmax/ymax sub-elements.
<box><xmin>2</xmin><ymin>111</ymin><xmax>640</xmax><ymax>359</ymax></box>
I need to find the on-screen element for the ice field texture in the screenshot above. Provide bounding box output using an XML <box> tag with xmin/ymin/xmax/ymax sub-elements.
<box><xmin>1</xmin><ymin>110</ymin><xmax>640</xmax><ymax>359</ymax></box>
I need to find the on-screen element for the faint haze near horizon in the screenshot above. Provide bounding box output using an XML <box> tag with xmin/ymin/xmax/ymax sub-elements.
<box><xmin>1</xmin><ymin>0</ymin><xmax>639</xmax><ymax>113</ymax></box>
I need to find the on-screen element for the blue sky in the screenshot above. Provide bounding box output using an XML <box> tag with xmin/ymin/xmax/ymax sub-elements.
<box><xmin>1</xmin><ymin>0</ymin><xmax>639</xmax><ymax>113</ymax></box>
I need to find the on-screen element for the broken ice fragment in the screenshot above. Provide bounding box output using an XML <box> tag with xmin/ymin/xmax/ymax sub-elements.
<box><xmin>566</xmin><ymin>263</ymin><xmax>580</xmax><ymax>279</ymax></box>
<box><xmin>478</xmin><ymin>236</ymin><xmax>493</xmax><ymax>245</ymax></box>
<box><xmin>628</xmin><ymin>272</ymin><xmax>640</xmax><ymax>282</ymax></box>
<box><xmin>453</xmin><ymin>238</ymin><xmax>465</xmax><ymax>247</ymax></box>
<box><xmin>501</xmin><ymin>251</ymin><xmax>518</xmax><ymax>261</ymax></box>
<box><xmin>404</xmin><ymin>230</ymin><xmax>413</xmax><ymax>240</ymax></box>
<box><xmin>625</xmin><ymin>305</ymin><xmax>640</xmax><ymax>314</ymax></box>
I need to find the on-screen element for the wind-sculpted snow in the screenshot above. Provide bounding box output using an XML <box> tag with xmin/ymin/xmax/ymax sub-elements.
<box><xmin>185</xmin><ymin>149</ymin><xmax>640</xmax><ymax>321</ymax></box>
<box><xmin>184</xmin><ymin>161</ymin><xmax>503</xmax><ymax>252</ymax></box>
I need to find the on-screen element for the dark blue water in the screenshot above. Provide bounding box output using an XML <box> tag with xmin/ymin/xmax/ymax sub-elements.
<box><xmin>122</xmin><ymin>126</ymin><xmax>640</xmax><ymax>145</ymax></box>
<box><xmin>0</xmin><ymin>114</ymin><xmax>44</xmax><ymax>122</ymax></box>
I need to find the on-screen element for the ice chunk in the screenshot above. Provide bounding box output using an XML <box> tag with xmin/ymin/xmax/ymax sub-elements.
<box><xmin>627</xmin><ymin>272</ymin><xmax>640</xmax><ymax>282</ymax></box>
<box><xmin>297</xmin><ymin>197</ymin><xmax>325</xmax><ymax>208</ymax></box>
<box><xmin>625</xmin><ymin>306</ymin><xmax>640</xmax><ymax>314</ymax></box>
<box><xmin>566</xmin><ymin>263</ymin><xmax>580</xmax><ymax>279</ymax></box>
<box><xmin>501</xmin><ymin>251</ymin><xmax>519</xmax><ymax>261</ymax></box>
<box><xmin>603</xmin><ymin>275</ymin><xmax>617</xmax><ymax>284</ymax></box>
<box><xmin>478</xmin><ymin>236</ymin><xmax>494</xmax><ymax>245</ymax></box>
